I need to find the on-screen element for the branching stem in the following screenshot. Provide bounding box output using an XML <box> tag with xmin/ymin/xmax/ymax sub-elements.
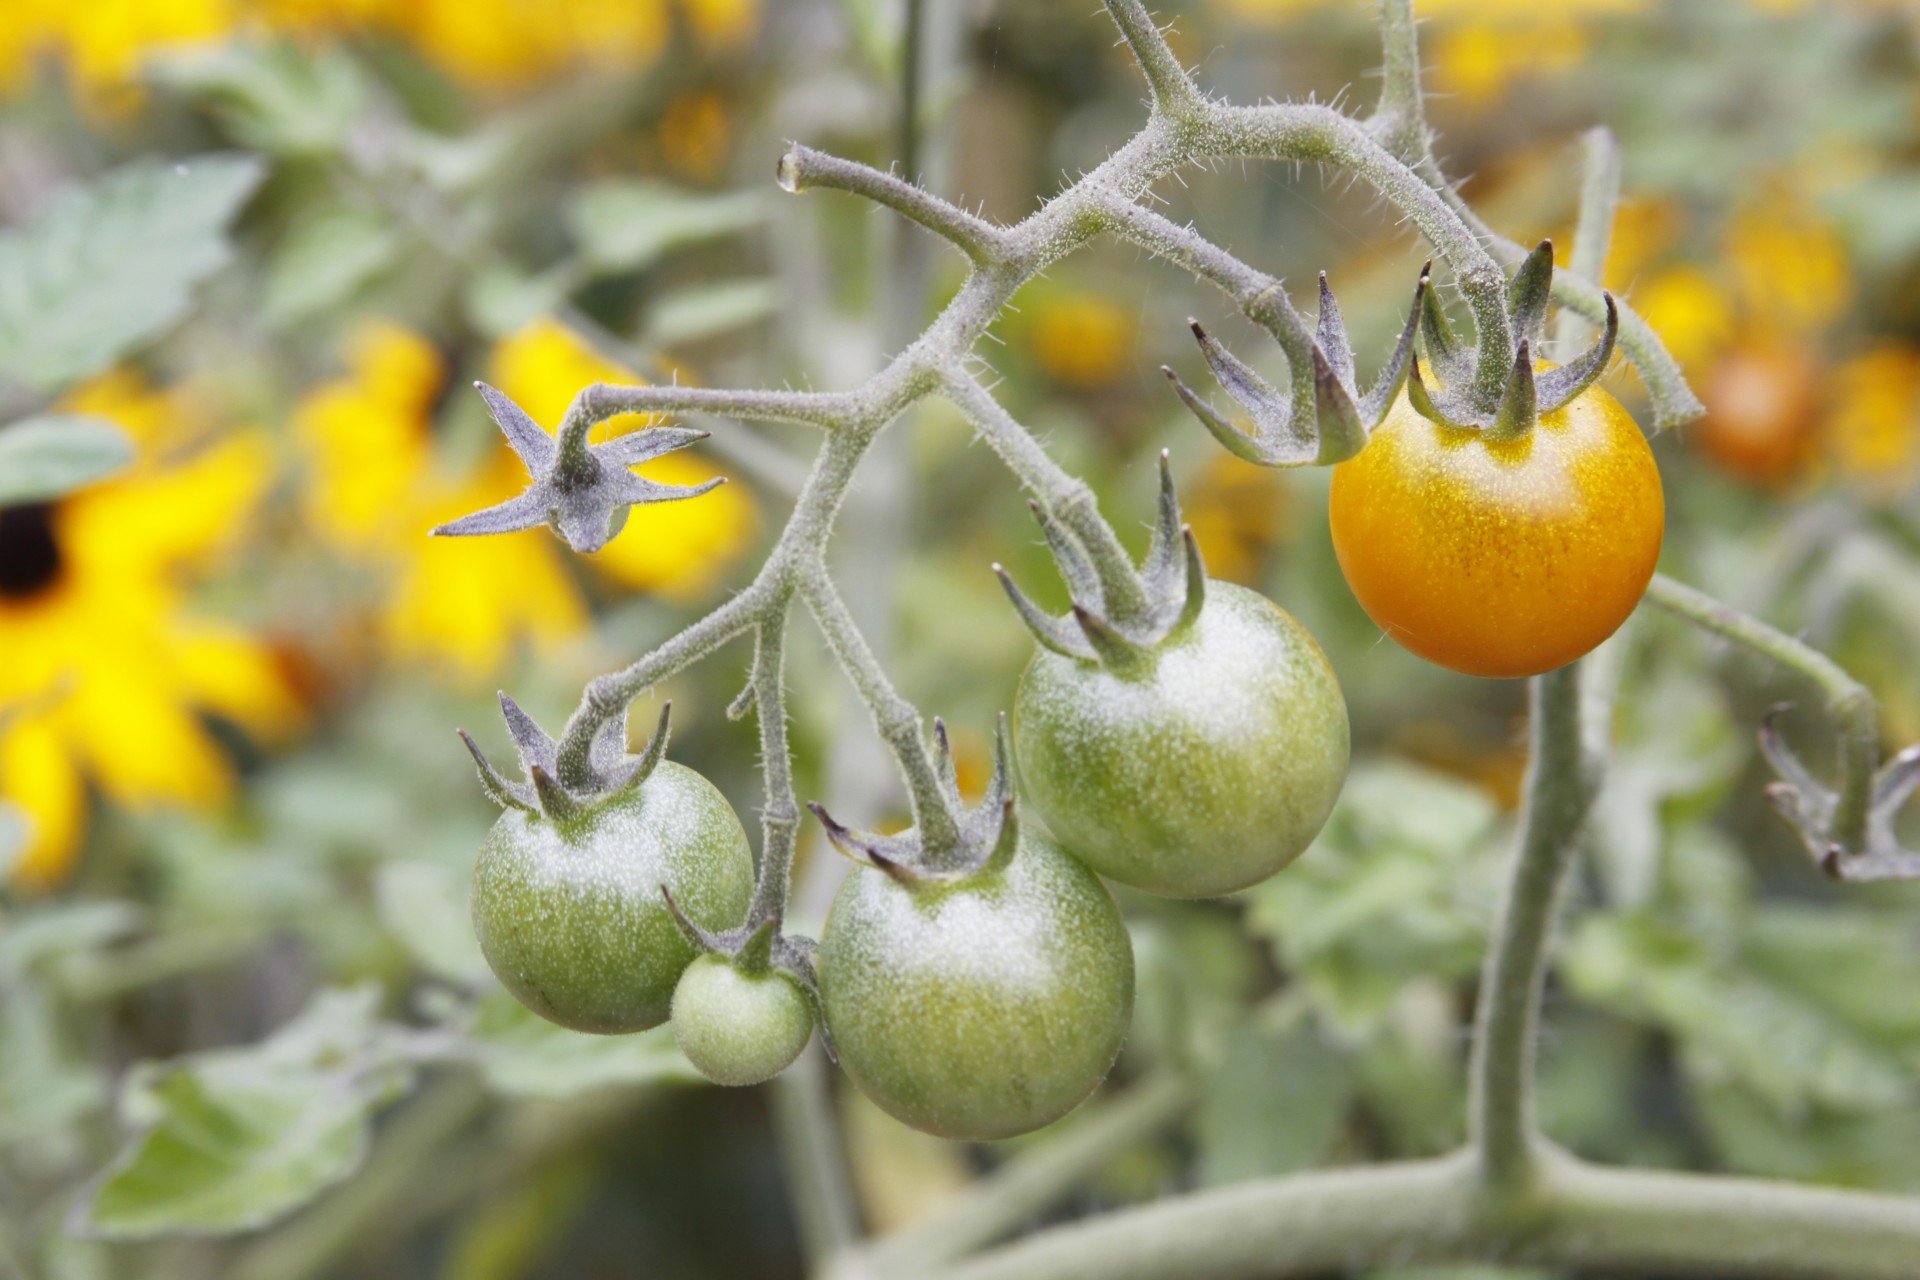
<box><xmin>1644</xmin><ymin>572</ymin><xmax>1877</xmax><ymax>850</ymax></box>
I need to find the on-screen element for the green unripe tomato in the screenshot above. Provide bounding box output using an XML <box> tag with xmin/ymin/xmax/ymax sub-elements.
<box><xmin>819</xmin><ymin>828</ymin><xmax>1134</xmax><ymax>1141</ymax></box>
<box><xmin>471</xmin><ymin>762</ymin><xmax>753</xmax><ymax>1034</ymax></box>
<box><xmin>671</xmin><ymin>953</ymin><xmax>814</xmax><ymax>1087</ymax></box>
<box><xmin>1014</xmin><ymin>580</ymin><xmax>1349</xmax><ymax>899</ymax></box>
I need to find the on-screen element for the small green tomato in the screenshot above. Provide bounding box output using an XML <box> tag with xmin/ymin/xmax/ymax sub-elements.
<box><xmin>671</xmin><ymin>953</ymin><xmax>815</xmax><ymax>1087</ymax></box>
<box><xmin>1014</xmin><ymin>580</ymin><xmax>1349</xmax><ymax>899</ymax></box>
<box><xmin>472</xmin><ymin>761</ymin><xmax>753</xmax><ymax>1034</ymax></box>
<box><xmin>819</xmin><ymin>828</ymin><xmax>1134</xmax><ymax>1141</ymax></box>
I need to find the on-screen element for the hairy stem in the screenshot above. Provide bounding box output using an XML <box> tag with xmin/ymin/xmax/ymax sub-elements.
<box><xmin>1468</xmin><ymin>663</ymin><xmax>1594</xmax><ymax>1191</ymax></box>
<box><xmin>800</xmin><ymin>567</ymin><xmax>959</xmax><ymax>851</ymax></box>
<box><xmin>928</xmin><ymin>1149</ymin><xmax>1920</xmax><ymax>1280</ymax></box>
<box><xmin>1643</xmin><ymin>572</ymin><xmax>1877</xmax><ymax>851</ymax></box>
<box><xmin>746</xmin><ymin>606</ymin><xmax>802</xmax><ymax>926</ymax></box>
<box><xmin>1553</xmin><ymin>127</ymin><xmax>1622</xmax><ymax>355</ymax></box>
<box><xmin>846</xmin><ymin>1073</ymin><xmax>1194</xmax><ymax>1277</ymax></box>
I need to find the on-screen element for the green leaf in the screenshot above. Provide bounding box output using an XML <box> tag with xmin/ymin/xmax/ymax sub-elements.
<box><xmin>646</xmin><ymin>281</ymin><xmax>778</xmax><ymax>347</ymax></box>
<box><xmin>81</xmin><ymin>1071</ymin><xmax>371</xmax><ymax>1238</ymax></box>
<box><xmin>567</xmin><ymin>181</ymin><xmax>763</xmax><ymax>274</ymax></box>
<box><xmin>0</xmin><ymin>416</ymin><xmax>133</xmax><ymax>503</ymax></box>
<box><xmin>469</xmin><ymin>992</ymin><xmax>698</xmax><ymax>1098</ymax></box>
<box><xmin>0</xmin><ymin>156</ymin><xmax>264</xmax><ymax>394</ymax></box>
<box><xmin>1245</xmin><ymin>763</ymin><xmax>1505</xmax><ymax>1034</ymax></box>
<box><xmin>149</xmin><ymin>42</ymin><xmax>363</xmax><ymax>157</ymax></box>
<box><xmin>1194</xmin><ymin>1024</ymin><xmax>1350</xmax><ymax>1186</ymax></box>
<box><xmin>263</xmin><ymin>206</ymin><xmax>400</xmax><ymax>326</ymax></box>
<box><xmin>375</xmin><ymin>860</ymin><xmax>489</xmax><ymax>985</ymax></box>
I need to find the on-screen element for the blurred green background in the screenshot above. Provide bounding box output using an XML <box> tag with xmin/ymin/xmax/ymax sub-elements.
<box><xmin>2</xmin><ymin>1</ymin><xmax>1919</xmax><ymax>1277</ymax></box>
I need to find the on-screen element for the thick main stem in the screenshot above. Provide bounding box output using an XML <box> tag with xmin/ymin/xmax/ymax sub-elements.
<box><xmin>931</xmin><ymin>1150</ymin><xmax>1920</xmax><ymax>1280</ymax></box>
<box><xmin>1467</xmin><ymin>663</ymin><xmax>1592</xmax><ymax>1190</ymax></box>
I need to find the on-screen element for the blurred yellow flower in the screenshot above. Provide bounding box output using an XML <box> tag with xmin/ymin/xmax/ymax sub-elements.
<box><xmin>1632</xmin><ymin>266</ymin><xmax>1736</xmax><ymax>374</ymax></box>
<box><xmin>488</xmin><ymin>319</ymin><xmax>756</xmax><ymax>600</ymax></box>
<box><xmin>397</xmin><ymin>0</ymin><xmax>669</xmax><ymax>88</ymax></box>
<box><xmin>657</xmin><ymin>90</ymin><xmax>735</xmax><ymax>182</ymax></box>
<box><xmin>295</xmin><ymin>322</ymin><xmax>588</xmax><ymax>682</ymax></box>
<box><xmin>1025</xmin><ymin>293</ymin><xmax>1137</xmax><ymax>390</ymax></box>
<box><xmin>0</xmin><ymin>372</ymin><xmax>297</xmax><ymax>888</ymax></box>
<box><xmin>1825</xmin><ymin>345</ymin><xmax>1920</xmax><ymax>501</ymax></box>
<box><xmin>1184</xmin><ymin>453</ymin><xmax>1291</xmax><ymax>587</ymax></box>
<box><xmin>1</xmin><ymin>0</ymin><xmax>760</xmax><ymax>102</ymax></box>
<box><xmin>1726</xmin><ymin>200</ymin><xmax>1851</xmax><ymax>332</ymax></box>
<box><xmin>1430</xmin><ymin>17</ymin><xmax>1592</xmax><ymax>106</ymax></box>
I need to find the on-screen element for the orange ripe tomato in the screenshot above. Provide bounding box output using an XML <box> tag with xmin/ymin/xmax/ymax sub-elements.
<box><xmin>1328</xmin><ymin>381</ymin><xmax>1664</xmax><ymax>679</ymax></box>
<box><xmin>1694</xmin><ymin>339</ymin><xmax>1820</xmax><ymax>489</ymax></box>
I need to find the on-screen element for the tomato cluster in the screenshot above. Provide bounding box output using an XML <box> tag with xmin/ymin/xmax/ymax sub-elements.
<box><xmin>465</xmin><ymin>296</ymin><xmax>1668</xmax><ymax>1142</ymax></box>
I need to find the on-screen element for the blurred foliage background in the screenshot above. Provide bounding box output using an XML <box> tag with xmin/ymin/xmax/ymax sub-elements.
<box><xmin>2</xmin><ymin>1</ymin><xmax>1919</xmax><ymax>1277</ymax></box>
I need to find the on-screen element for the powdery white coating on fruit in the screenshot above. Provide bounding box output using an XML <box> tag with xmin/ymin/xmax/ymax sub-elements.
<box><xmin>1014</xmin><ymin>580</ymin><xmax>1349</xmax><ymax>899</ymax></box>
<box><xmin>819</xmin><ymin>829</ymin><xmax>1134</xmax><ymax>1141</ymax></box>
<box><xmin>471</xmin><ymin>761</ymin><xmax>753</xmax><ymax>1034</ymax></box>
<box><xmin>670</xmin><ymin>953</ymin><xmax>814</xmax><ymax>1087</ymax></box>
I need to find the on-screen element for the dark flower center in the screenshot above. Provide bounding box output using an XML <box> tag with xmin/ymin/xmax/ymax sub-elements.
<box><xmin>0</xmin><ymin>504</ymin><xmax>63</xmax><ymax>599</ymax></box>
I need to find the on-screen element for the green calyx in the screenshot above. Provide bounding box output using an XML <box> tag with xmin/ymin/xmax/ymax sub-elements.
<box><xmin>1409</xmin><ymin>240</ymin><xmax>1620</xmax><ymax>441</ymax></box>
<box><xmin>1164</xmin><ymin>264</ymin><xmax>1428</xmax><ymax>468</ymax></box>
<box><xmin>996</xmin><ymin>451</ymin><xmax>1204</xmax><ymax>677</ymax></box>
<box><xmin>458</xmin><ymin>694</ymin><xmax>671</xmax><ymax>829</ymax></box>
<box><xmin>807</xmin><ymin>714</ymin><xmax>1018</xmax><ymax>887</ymax></box>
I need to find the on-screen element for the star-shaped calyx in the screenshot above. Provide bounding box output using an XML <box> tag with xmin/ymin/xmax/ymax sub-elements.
<box><xmin>1163</xmin><ymin>265</ymin><xmax>1427</xmax><ymax>467</ymax></box>
<box><xmin>459</xmin><ymin>693</ymin><xmax>672</xmax><ymax>823</ymax></box>
<box><xmin>994</xmin><ymin>450</ymin><xmax>1204</xmax><ymax>673</ymax></box>
<box><xmin>432</xmin><ymin>383</ymin><xmax>723</xmax><ymax>553</ymax></box>
<box><xmin>1760</xmin><ymin>707</ymin><xmax>1920</xmax><ymax>883</ymax></box>
<box><xmin>1408</xmin><ymin>240</ymin><xmax>1620</xmax><ymax>438</ymax></box>
<box><xmin>807</xmin><ymin>715</ymin><xmax>1018</xmax><ymax>885</ymax></box>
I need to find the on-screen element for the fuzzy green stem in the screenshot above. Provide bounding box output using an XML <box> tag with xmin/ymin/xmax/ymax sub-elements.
<box><xmin>1553</xmin><ymin>127</ymin><xmax>1622</xmax><ymax>355</ymax></box>
<box><xmin>745</xmin><ymin>606</ymin><xmax>802</xmax><ymax>927</ymax></box>
<box><xmin>928</xmin><ymin>1149</ymin><xmax>1920</xmax><ymax>1280</ymax></box>
<box><xmin>1468</xmin><ymin>663</ymin><xmax>1595</xmax><ymax>1192</ymax></box>
<box><xmin>941</xmin><ymin>372</ymin><xmax>1155</xmax><ymax>622</ymax></box>
<box><xmin>846</xmin><ymin>1073</ymin><xmax>1194</xmax><ymax>1277</ymax></box>
<box><xmin>1643</xmin><ymin>572</ymin><xmax>1877</xmax><ymax>852</ymax></box>
<box><xmin>799</xmin><ymin>566</ymin><xmax>960</xmax><ymax>853</ymax></box>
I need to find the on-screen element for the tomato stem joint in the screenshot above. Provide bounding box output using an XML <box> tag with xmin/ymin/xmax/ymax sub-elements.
<box><xmin>1164</xmin><ymin>265</ymin><xmax>1427</xmax><ymax>467</ymax></box>
<box><xmin>1409</xmin><ymin>241</ymin><xmax>1620</xmax><ymax>441</ymax></box>
<box><xmin>1760</xmin><ymin>706</ymin><xmax>1920</xmax><ymax>883</ymax></box>
<box><xmin>807</xmin><ymin>713</ymin><xmax>1018</xmax><ymax>884</ymax></box>
<box><xmin>458</xmin><ymin>694</ymin><xmax>672</xmax><ymax>823</ymax></box>
<box><xmin>996</xmin><ymin>451</ymin><xmax>1206</xmax><ymax>674</ymax></box>
<box><xmin>430</xmin><ymin>381</ymin><xmax>722</xmax><ymax>553</ymax></box>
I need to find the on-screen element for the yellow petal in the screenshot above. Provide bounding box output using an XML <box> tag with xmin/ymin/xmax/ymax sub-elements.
<box><xmin>170</xmin><ymin>621</ymin><xmax>306</xmax><ymax>742</ymax></box>
<box><xmin>1</xmin><ymin>713</ymin><xmax>88</xmax><ymax>890</ymax></box>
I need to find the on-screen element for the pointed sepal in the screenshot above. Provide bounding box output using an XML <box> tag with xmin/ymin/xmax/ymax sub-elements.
<box><xmin>1538</xmin><ymin>293</ymin><xmax>1619</xmax><ymax>413</ymax></box>
<box><xmin>805</xmin><ymin>712</ymin><xmax>1023</xmax><ymax>887</ymax></box>
<box><xmin>1507</xmin><ymin>240</ymin><xmax>1555</xmax><ymax>348</ymax></box>
<box><xmin>1486</xmin><ymin>341</ymin><xmax>1538</xmax><ymax>442</ymax></box>
<box><xmin>431</xmin><ymin>384</ymin><xmax>719</xmax><ymax>554</ymax></box>
<box><xmin>1758</xmin><ymin>706</ymin><xmax>1920</xmax><ymax>883</ymax></box>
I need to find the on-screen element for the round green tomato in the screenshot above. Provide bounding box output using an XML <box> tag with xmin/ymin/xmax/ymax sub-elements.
<box><xmin>471</xmin><ymin>762</ymin><xmax>753</xmax><ymax>1034</ymax></box>
<box><xmin>819</xmin><ymin>829</ymin><xmax>1133</xmax><ymax>1141</ymax></box>
<box><xmin>1014</xmin><ymin>580</ymin><xmax>1348</xmax><ymax>899</ymax></box>
<box><xmin>671</xmin><ymin>953</ymin><xmax>815</xmax><ymax>1087</ymax></box>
